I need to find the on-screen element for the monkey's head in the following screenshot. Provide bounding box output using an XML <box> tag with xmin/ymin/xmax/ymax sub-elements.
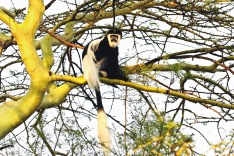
<box><xmin>106</xmin><ymin>29</ymin><xmax>122</xmax><ymax>48</ymax></box>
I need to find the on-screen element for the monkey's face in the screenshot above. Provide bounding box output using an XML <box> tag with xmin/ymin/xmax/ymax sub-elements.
<box><xmin>107</xmin><ymin>34</ymin><xmax>121</xmax><ymax>48</ymax></box>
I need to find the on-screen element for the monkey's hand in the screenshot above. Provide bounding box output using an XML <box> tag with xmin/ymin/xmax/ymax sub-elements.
<box><xmin>118</xmin><ymin>69</ymin><xmax>129</xmax><ymax>82</ymax></box>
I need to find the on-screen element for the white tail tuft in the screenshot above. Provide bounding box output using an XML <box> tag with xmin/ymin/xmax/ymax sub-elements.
<box><xmin>97</xmin><ymin>109</ymin><xmax>112</xmax><ymax>156</ymax></box>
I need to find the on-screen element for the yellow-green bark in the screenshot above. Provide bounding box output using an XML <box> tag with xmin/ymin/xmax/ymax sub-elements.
<box><xmin>0</xmin><ymin>0</ymin><xmax>47</xmax><ymax>139</ymax></box>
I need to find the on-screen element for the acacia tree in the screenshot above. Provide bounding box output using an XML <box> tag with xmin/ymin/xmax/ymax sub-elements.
<box><xmin>0</xmin><ymin>0</ymin><xmax>234</xmax><ymax>155</ymax></box>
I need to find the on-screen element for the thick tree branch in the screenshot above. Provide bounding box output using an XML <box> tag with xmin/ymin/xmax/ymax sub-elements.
<box><xmin>100</xmin><ymin>78</ymin><xmax>234</xmax><ymax>110</ymax></box>
<box><xmin>0</xmin><ymin>0</ymin><xmax>47</xmax><ymax>139</ymax></box>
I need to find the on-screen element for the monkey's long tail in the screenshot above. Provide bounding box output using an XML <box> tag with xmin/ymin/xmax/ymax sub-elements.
<box><xmin>95</xmin><ymin>89</ymin><xmax>112</xmax><ymax>156</ymax></box>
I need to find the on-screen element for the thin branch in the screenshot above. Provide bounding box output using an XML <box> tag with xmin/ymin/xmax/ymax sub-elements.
<box><xmin>39</xmin><ymin>28</ymin><xmax>84</xmax><ymax>49</ymax></box>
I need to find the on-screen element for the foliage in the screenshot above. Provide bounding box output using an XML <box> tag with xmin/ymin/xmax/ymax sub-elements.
<box><xmin>126</xmin><ymin>113</ymin><xmax>193</xmax><ymax>156</ymax></box>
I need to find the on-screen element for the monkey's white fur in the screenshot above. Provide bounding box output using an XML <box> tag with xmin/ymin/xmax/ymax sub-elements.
<box><xmin>107</xmin><ymin>34</ymin><xmax>121</xmax><ymax>48</ymax></box>
<box><xmin>82</xmin><ymin>38</ymin><xmax>103</xmax><ymax>89</ymax></box>
<box><xmin>98</xmin><ymin>109</ymin><xmax>112</xmax><ymax>156</ymax></box>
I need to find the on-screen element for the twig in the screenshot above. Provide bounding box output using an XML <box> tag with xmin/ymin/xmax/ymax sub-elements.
<box><xmin>39</xmin><ymin>28</ymin><xmax>84</xmax><ymax>49</ymax></box>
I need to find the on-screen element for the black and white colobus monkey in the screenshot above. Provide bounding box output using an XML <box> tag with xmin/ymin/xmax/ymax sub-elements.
<box><xmin>82</xmin><ymin>29</ymin><xmax>128</xmax><ymax>155</ymax></box>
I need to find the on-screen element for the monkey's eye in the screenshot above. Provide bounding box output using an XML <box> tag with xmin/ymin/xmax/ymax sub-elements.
<box><xmin>110</xmin><ymin>34</ymin><xmax>118</xmax><ymax>38</ymax></box>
